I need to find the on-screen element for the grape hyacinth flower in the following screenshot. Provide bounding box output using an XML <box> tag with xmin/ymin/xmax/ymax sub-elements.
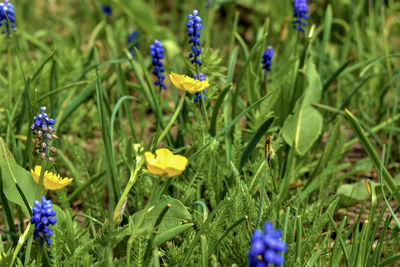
<box><xmin>0</xmin><ymin>0</ymin><xmax>16</xmax><ymax>35</ymax></box>
<box><xmin>186</xmin><ymin>10</ymin><xmax>203</xmax><ymax>65</ymax></box>
<box><xmin>292</xmin><ymin>0</ymin><xmax>309</xmax><ymax>33</ymax></box>
<box><xmin>193</xmin><ymin>73</ymin><xmax>207</xmax><ymax>103</ymax></box>
<box><xmin>262</xmin><ymin>46</ymin><xmax>274</xmax><ymax>72</ymax></box>
<box><xmin>149</xmin><ymin>39</ymin><xmax>167</xmax><ymax>90</ymax></box>
<box><xmin>248</xmin><ymin>222</ymin><xmax>287</xmax><ymax>267</ymax></box>
<box><xmin>101</xmin><ymin>4</ymin><xmax>112</xmax><ymax>17</ymax></box>
<box><xmin>31</xmin><ymin>107</ymin><xmax>58</xmax><ymax>162</ymax></box>
<box><xmin>127</xmin><ymin>30</ymin><xmax>139</xmax><ymax>57</ymax></box>
<box><xmin>30</xmin><ymin>196</ymin><xmax>57</xmax><ymax>245</ymax></box>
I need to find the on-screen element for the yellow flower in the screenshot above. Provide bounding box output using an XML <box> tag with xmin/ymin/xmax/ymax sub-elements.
<box><xmin>144</xmin><ymin>148</ymin><xmax>188</xmax><ymax>177</ymax></box>
<box><xmin>31</xmin><ymin>166</ymin><xmax>73</xmax><ymax>190</ymax></box>
<box><xmin>169</xmin><ymin>72</ymin><xmax>209</xmax><ymax>93</ymax></box>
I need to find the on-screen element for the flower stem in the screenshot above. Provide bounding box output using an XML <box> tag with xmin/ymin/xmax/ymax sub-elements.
<box><xmin>113</xmin><ymin>159</ymin><xmax>144</xmax><ymax>223</ymax></box>
<box><xmin>126</xmin><ymin>176</ymin><xmax>161</xmax><ymax>265</ymax></box>
<box><xmin>255</xmin><ymin>169</ymin><xmax>267</xmax><ymax>229</ymax></box>
<box><xmin>195</xmin><ymin>65</ymin><xmax>208</xmax><ymax>128</ymax></box>
<box><xmin>11</xmin><ymin>224</ymin><xmax>31</xmax><ymax>266</ymax></box>
<box><xmin>35</xmin><ymin>142</ymin><xmax>48</xmax><ymax>200</ymax></box>
<box><xmin>155</xmin><ymin>91</ymin><xmax>186</xmax><ymax>148</ymax></box>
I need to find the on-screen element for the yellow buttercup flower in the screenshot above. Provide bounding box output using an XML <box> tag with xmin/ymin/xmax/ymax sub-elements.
<box><xmin>169</xmin><ymin>72</ymin><xmax>209</xmax><ymax>93</ymax></box>
<box><xmin>31</xmin><ymin>166</ymin><xmax>73</xmax><ymax>190</ymax></box>
<box><xmin>144</xmin><ymin>148</ymin><xmax>188</xmax><ymax>177</ymax></box>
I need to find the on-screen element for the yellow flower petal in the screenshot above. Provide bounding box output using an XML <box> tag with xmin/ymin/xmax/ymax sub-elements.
<box><xmin>169</xmin><ymin>72</ymin><xmax>209</xmax><ymax>93</ymax></box>
<box><xmin>169</xmin><ymin>72</ymin><xmax>185</xmax><ymax>90</ymax></box>
<box><xmin>165</xmin><ymin>155</ymin><xmax>188</xmax><ymax>177</ymax></box>
<box><xmin>31</xmin><ymin>166</ymin><xmax>73</xmax><ymax>190</ymax></box>
<box><xmin>144</xmin><ymin>148</ymin><xmax>188</xmax><ymax>178</ymax></box>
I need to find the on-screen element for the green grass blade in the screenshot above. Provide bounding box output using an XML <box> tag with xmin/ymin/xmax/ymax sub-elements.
<box><xmin>344</xmin><ymin>109</ymin><xmax>400</xmax><ymax>204</ymax></box>
<box><xmin>189</xmin><ymin>75</ymin><xmax>286</xmax><ymax>162</ymax></box>
<box><xmin>239</xmin><ymin>116</ymin><xmax>274</xmax><ymax>170</ymax></box>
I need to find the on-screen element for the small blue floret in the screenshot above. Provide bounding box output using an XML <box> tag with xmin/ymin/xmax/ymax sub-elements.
<box><xmin>293</xmin><ymin>0</ymin><xmax>309</xmax><ymax>33</ymax></box>
<box><xmin>248</xmin><ymin>222</ymin><xmax>287</xmax><ymax>267</ymax></box>
<box><xmin>187</xmin><ymin>10</ymin><xmax>203</xmax><ymax>65</ymax></box>
<box><xmin>101</xmin><ymin>4</ymin><xmax>112</xmax><ymax>17</ymax></box>
<box><xmin>193</xmin><ymin>73</ymin><xmax>207</xmax><ymax>103</ymax></box>
<box><xmin>0</xmin><ymin>0</ymin><xmax>16</xmax><ymax>34</ymax></box>
<box><xmin>149</xmin><ymin>40</ymin><xmax>167</xmax><ymax>90</ymax></box>
<box><xmin>30</xmin><ymin>196</ymin><xmax>57</xmax><ymax>245</ymax></box>
<box><xmin>262</xmin><ymin>46</ymin><xmax>274</xmax><ymax>71</ymax></box>
<box><xmin>30</xmin><ymin>107</ymin><xmax>55</xmax><ymax>133</ymax></box>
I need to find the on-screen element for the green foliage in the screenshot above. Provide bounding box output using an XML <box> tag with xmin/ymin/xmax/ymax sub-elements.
<box><xmin>1</xmin><ymin>0</ymin><xmax>400</xmax><ymax>266</ymax></box>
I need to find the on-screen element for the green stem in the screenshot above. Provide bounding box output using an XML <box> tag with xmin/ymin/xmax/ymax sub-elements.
<box><xmin>126</xmin><ymin>177</ymin><xmax>161</xmax><ymax>266</ymax></box>
<box><xmin>155</xmin><ymin>91</ymin><xmax>186</xmax><ymax>148</ymax></box>
<box><xmin>36</xmin><ymin>247</ymin><xmax>43</xmax><ymax>267</ymax></box>
<box><xmin>11</xmin><ymin>224</ymin><xmax>31</xmax><ymax>266</ymax></box>
<box><xmin>35</xmin><ymin>144</ymin><xmax>48</xmax><ymax>200</ymax></box>
<box><xmin>113</xmin><ymin>159</ymin><xmax>144</xmax><ymax>223</ymax></box>
<box><xmin>255</xmin><ymin>167</ymin><xmax>268</xmax><ymax>229</ymax></box>
<box><xmin>195</xmin><ymin>65</ymin><xmax>209</xmax><ymax>128</ymax></box>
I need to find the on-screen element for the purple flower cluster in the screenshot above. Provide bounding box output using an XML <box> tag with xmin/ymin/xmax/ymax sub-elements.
<box><xmin>30</xmin><ymin>197</ymin><xmax>57</xmax><ymax>245</ymax></box>
<box><xmin>0</xmin><ymin>0</ymin><xmax>16</xmax><ymax>34</ymax></box>
<box><xmin>248</xmin><ymin>222</ymin><xmax>287</xmax><ymax>267</ymax></box>
<box><xmin>149</xmin><ymin>39</ymin><xmax>167</xmax><ymax>90</ymax></box>
<box><xmin>186</xmin><ymin>10</ymin><xmax>203</xmax><ymax>65</ymax></box>
<box><xmin>193</xmin><ymin>72</ymin><xmax>207</xmax><ymax>103</ymax></box>
<box><xmin>293</xmin><ymin>0</ymin><xmax>309</xmax><ymax>33</ymax></box>
<box><xmin>262</xmin><ymin>46</ymin><xmax>274</xmax><ymax>71</ymax></box>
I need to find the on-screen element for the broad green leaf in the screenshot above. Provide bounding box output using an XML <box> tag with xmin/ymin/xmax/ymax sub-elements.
<box><xmin>130</xmin><ymin>195</ymin><xmax>192</xmax><ymax>236</ymax></box>
<box><xmin>282</xmin><ymin>104</ymin><xmax>323</xmax><ymax>155</ymax></box>
<box><xmin>282</xmin><ymin>60</ymin><xmax>324</xmax><ymax>155</ymax></box>
<box><xmin>303</xmin><ymin>61</ymin><xmax>323</xmax><ymax>107</ymax></box>
<box><xmin>0</xmin><ymin>138</ymin><xmax>36</xmax><ymax>216</ymax></box>
<box><xmin>337</xmin><ymin>180</ymin><xmax>371</xmax><ymax>206</ymax></box>
<box><xmin>153</xmin><ymin>223</ymin><xmax>194</xmax><ymax>247</ymax></box>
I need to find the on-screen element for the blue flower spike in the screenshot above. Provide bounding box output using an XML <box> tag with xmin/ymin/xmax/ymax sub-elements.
<box><xmin>0</xmin><ymin>0</ymin><xmax>16</xmax><ymax>35</ymax></box>
<box><xmin>187</xmin><ymin>9</ymin><xmax>203</xmax><ymax>65</ymax></box>
<box><xmin>262</xmin><ymin>46</ymin><xmax>274</xmax><ymax>72</ymax></box>
<box><xmin>193</xmin><ymin>73</ymin><xmax>207</xmax><ymax>103</ymax></box>
<box><xmin>149</xmin><ymin>39</ymin><xmax>167</xmax><ymax>90</ymax></box>
<box><xmin>31</xmin><ymin>107</ymin><xmax>58</xmax><ymax>162</ymax></box>
<box><xmin>101</xmin><ymin>4</ymin><xmax>112</xmax><ymax>17</ymax></box>
<box><xmin>293</xmin><ymin>0</ymin><xmax>309</xmax><ymax>33</ymax></box>
<box><xmin>248</xmin><ymin>222</ymin><xmax>287</xmax><ymax>267</ymax></box>
<box><xmin>30</xmin><ymin>196</ymin><xmax>57</xmax><ymax>245</ymax></box>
